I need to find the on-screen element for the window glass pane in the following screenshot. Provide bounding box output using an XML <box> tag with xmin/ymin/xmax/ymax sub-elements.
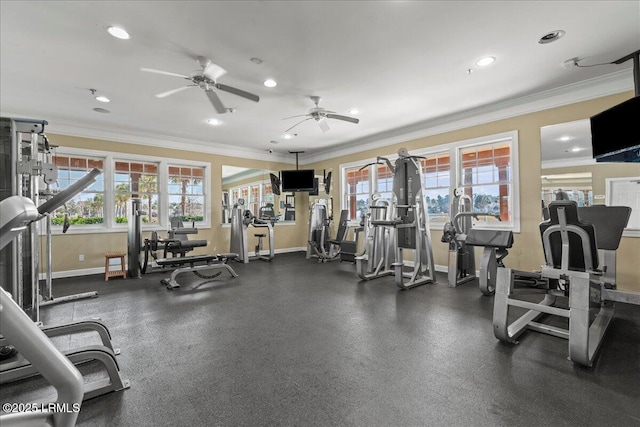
<box><xmin>345</xmin><ymin>165</ymin><xmax>371</xmax><ymax>220</ymax></box>
<box><xmin>458</xmin><ymin>141</ymin><xmax>512</xmax><ymax>222</ymax></box>
<box><xmin>168</xmin><ymin>165</ymin><xmax>206</xmax><ymax>222</ymax></box>
<box><xmin>51</xmin><ymin>154</ymin><xmax>105</xmax><ymax>226</ymax></box>
<box><xmin>113</xmin><ymin>160</ymin><xmax>160</xmax><ymax>224</ymax></box>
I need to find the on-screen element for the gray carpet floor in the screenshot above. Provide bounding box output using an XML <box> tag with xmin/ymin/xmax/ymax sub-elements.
<box><xmin>1</xmin><ymin>252</ymin><xmax>639</xmax><ymax>426</ymax></box>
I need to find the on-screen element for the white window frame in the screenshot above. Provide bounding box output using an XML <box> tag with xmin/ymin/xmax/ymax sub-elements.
<box><xmin>340</xmin><ymin>130</ymin><xmax>520</xmax><ymax>232</ymax></box>
<box><xmin>49</xmin><ymin>147</ymin><xmax>211</xmax><ymax>234</ymax></box>
<box><xmin>605</xmin><ymin>176</ymin><xmax>640</xmax><ymax>238</ymax></box>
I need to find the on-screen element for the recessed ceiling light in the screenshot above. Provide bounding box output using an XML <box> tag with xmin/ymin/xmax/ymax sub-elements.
<box><xmin>571</xmin><ymin>147</ymin><xmax>581</xmax><ymax>152</ymax></box>
<box><xmin>107</xmin><ymin>26</ymin><xmax>130</xmax><ymax>40</ymax></box>
<box><xmin>538</xmin><ymin>30</ymin><xmax>565</xmax><ymax>44</ymax></box>
<box><xmin>476</xmin><ymin>56</ymin><xmax>495</xmax><ymax>67</ymax></box>
<box><xmin>560</xmin><ymin>136</ymin><xmax>571</xmax><ymax>142</ymax></box>
<box><xmin>264</xmin><ymin>79</ymin><xmax>277</xmax><ymax>88</ymax></box>
<box><xmin>283</xmin><ymin>133</ymin><xmax>296</xmax><ymax>140</ymax></box>
<box><xmin>95</xmin><ymin>96</ymin><xmax>110</xmax><ymax>103</ymax></box>
<box><xmin>207</xmin><ymin>118</ymin><xmax>222</xmax><ymax>126</ymax></box>
<box><xmin>93</xmin><ymin>108</ymin><xmax>110</xmax><ymax>114</ymax></box>
<box><xmin>348</xmin><ymin>109</ymin><xmax>360</xmax><ymax>115</ymax></box>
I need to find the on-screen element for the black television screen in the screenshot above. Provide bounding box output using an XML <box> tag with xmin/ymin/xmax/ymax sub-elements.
<box><xmin>590</xmin><ymin>96</ymin><xmax>640</xmax><ymax>160</ymax></box>
<box><xmin>325</xmin><ymin>171</ymin><xmax>332</xmax><ymax>195</ymax></box>
<box><xmin>281</xmin><ymin>169</ymin><xmax>315</xmax><ymax>192</ymax></box>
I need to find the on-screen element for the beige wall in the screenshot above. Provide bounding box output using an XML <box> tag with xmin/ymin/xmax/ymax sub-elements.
<box><xmin>47</xmin><ymin>92</ymin><xmax>639</xmax><ymax>291</ymax></box>
<box><xmin>46</xmin><ymin>135</ymin><xmax>310</xmax><ymax>274</ymax></box>
<box><xmin>308</xmin><ymin>91</ymin><xmax>639</xmax><ymax>291</ymax></box>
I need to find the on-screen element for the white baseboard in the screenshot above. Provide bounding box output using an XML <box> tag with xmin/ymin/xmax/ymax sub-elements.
<box><xmin>42</xmin><ymin>247</ymin><xmax>309</xmax><ymax>279</ymax></box>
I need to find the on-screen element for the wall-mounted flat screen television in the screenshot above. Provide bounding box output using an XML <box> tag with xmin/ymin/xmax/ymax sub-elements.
<box><xmin>591</xmin><ymin>96</ymin><xmax>640</xmax><ymax>163</ymax></box>
<box><xmin>280</xmin><ymin>169</ymin><xmax>315</xmax><ymax>192</ymax></box>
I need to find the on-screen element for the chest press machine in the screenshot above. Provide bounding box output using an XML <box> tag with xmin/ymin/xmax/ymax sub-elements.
<box><xmin>493</xmin><ymin>201</ymin><xmax>637</xmax><ymax>367</ymax></box>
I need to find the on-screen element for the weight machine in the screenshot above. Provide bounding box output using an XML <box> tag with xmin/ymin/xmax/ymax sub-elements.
<box><xmin>127</xmin><ymin>198</ymin><xmax>238</xmax><ymax>289</ymax></box>
<box><xmin>493</xmin><ymin>201</ymin><xmax>638</xmax><ymax>367</ymax></box>
<box><xmin>441</xmin><ymin>188</ymin><xmax>513</xmax><ymax>295</ymax></box>
<box><xmin>357</xmin><ymin>148</ymin><xmax>436</xmax><ymax>289</ymax></box>
<box><xmin>356</xmin><ymin>194</ymin><xmax>396</xmax><ymax>280</ymax></box>
<box><xmin>307</xmin><ymin>200</ymin><xmax>357</xmax><ymax>262</ymax></box>
<box><xmin>230</xmin><ymin>198</ymin><xmax>275</xmax><ymax>263</ymax></box>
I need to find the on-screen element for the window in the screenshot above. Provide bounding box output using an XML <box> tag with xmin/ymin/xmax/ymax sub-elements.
<box><xmin>458</xmin><ymin>143</ymin><xmax>511</xmax><ymax>222</ymax></box>
<box><xmin>375</xmin><ymin>164</ymin><xmax>394</xmax><ymax>202</ymax></box>
<box><xmin>49</xmin><ymin>148</ymin><xmax>210</xmax><ymax>233</ymax></box>
<box><xmin>340</xmin><ymin>131</ymin><xmax>519</xmax><ymax>230</ymax></box>
<box><xmin>344</xmin><ymin>166</ymin><xmax>370</xmax><ymax>220</ymax></box>
<box><xmin>421</xmin><ymin>153</ymin><xmax>451</xmax><ymax>223</ymax></box>
<box><xmin>168</xmin><ymin>165</ymin><xmax>205</xmax><ymax>222</ymax></box>
<box><xmin>114</xmin><ymin>160</ymin><xmax>159</xmax><ymax>224</ymax></box>
<box><xmin>52</xmin><ymin>154</ymin><xmax>105</xmax><ymax>226</ymax></box>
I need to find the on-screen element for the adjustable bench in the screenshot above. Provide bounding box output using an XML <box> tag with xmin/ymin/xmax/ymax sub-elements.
<box><xmin>158</xmin><ymin>253</ymin><xmax>239</xmax><ymax>290</ymax></box>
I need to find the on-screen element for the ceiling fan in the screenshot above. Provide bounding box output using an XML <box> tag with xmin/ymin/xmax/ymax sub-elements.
<box><xmin>141</xmin><ymin>56</ymin><xmax>259</xmax><ymax>114</ymax></box>
<box><xmin>283</xmin><ymin>96</ymin><xmax>359</xmax><ymax>134</ymax></box>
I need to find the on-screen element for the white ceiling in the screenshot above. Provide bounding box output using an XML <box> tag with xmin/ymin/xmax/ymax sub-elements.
<box><xmin>1</xmin><ymin>1</ymin><xmax>638</xmax><ymax>163</ymax></box>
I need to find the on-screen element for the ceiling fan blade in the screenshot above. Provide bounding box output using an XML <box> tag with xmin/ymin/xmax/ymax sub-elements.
<box><xmin>318</xmin><ymin>118</ymin><xmax>330</xmax><ymax>133</ymax></box>
<box><xmin>155</xmin><ymin>86</ymin><xmax>194</xmax><ymax>98</ymax></box>
<box><xmin>205</xmin><ymin>89</ymin><xmax>227</xmax><ymax>114</ymax></box>
<box><xmin>140</xmin><ymin>67</ymin><xmax>190</xmax><ymax>79</ymax></box>
<box><xmin>326</xmin><ymin>114</ymin><xmax>359</xmax><ymax>124</ymax></box>
<box><xmin>285</xmin><ymin>118</ymin><xmax>312</xmax><ymax>133</ymax></box>
<box><xmin>282</xmin><ymin>114</ymin><xmax>309</xmax><ymax>120</ymax></box>
<box><xmin>203</xmin><ymin>62</ymin><xmax>227</xmax><ymax>81</ymax></box>
<box><xmin>215</xmin><ymin>83</ymin><xmax>260</xmax><ymax>103</ymax></box>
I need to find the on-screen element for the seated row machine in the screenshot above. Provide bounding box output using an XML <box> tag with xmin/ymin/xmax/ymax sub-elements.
<box><xmin>493</xmin><ymin>201</ymin><xmax>637</xmax><ymax>367</ymax></box>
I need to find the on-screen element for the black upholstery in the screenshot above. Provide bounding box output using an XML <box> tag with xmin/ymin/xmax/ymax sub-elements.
<box><xmin>539</xmin><ymin>201</ymin><xmax>598</xmax><ymax>271</ymax></box>
<box><xmin>327</xmin><ymin>210</ymin><xmax>349</xmax><ymax>245</ymax></box>
<box><xmin>465</xmin><ymin>229</ymin><xmax>514</xmax><ymax>249</ymax></box>
<box><xmin>166</xmin><ymin>219</ymin><xmax>207</xmax><ymax>256</ymax></box>
<box><xmin>577</xmin><ymin>205</ymin><xmax>631</xmax><ymax>250</ymax></box>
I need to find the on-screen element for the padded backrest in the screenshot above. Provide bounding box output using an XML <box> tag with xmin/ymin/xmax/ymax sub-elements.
<box><xmin>539</xmin><ymin>201</ymin><xmax>598</xmax><ymax>271</ymax></box>
<box><xmin>334</xmin><ymin>210</ymin><xmax>349</xmax><ymax>241</ymax></box>
<box><xmin>577</xmin><ymin>205</ymin><xmax>631</xmax><ymax>250</ymax></box>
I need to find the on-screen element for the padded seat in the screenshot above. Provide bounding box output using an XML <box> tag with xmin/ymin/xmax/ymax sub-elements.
<box><xmin>156</xmin><ymin>254</ymin><xmax>218</xmax><ymax>266</ymax></box>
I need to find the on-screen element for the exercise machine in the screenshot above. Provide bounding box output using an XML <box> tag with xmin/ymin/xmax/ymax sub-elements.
<box><xmin>307</xmin><ymin>200</ymin><xmax>356</xmax><ymax>262</ymax></box>
<box><xmin>230</xmin><ymin>199</ymin><xmax>275</xmax><ymax>263</ymax></box>
<box><xmin>159</xmin><ymin>253</ymin><xmax>238</xmax><ymax>290</ymax></box>
<box><xmin>1</xmin><ymin>187</ymin><xmax>129</xmax><ymax>410</ymax></box>
<box><xmin>441</xmin><ymin>188</ymin><xmax>511</xmax><ymax>295</ymax></box>
<box><xmin>493</xmin><ymin>201</ymin><xmax>638</xmax><ymax>367</ymax></box>
<box><xmin>464</xmin><ymin>229</ymin><xmax>514</xmax><ymax>295</ymax></box>
<box><xmin>356</xmin><ymin>194</ymin><xmax>396</xmax><ymax>280</ymax></box>
<box><xmin>358</xmin><ymin>149</ymin><xmax>436</xmax><ymax>289</ymax></box>
<box><xmin>441</xmin><ymin>189</ymin><xmax>477</xmax><ymax>287</ymax></box>
<box><xmin>127</xmin><ymin>198</ymin><xmax>238</xmax><ymax>289</ymax></box>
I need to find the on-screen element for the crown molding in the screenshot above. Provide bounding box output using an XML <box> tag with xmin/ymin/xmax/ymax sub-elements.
<box><xmin>301</xmin><ymin>69</ymin><xmax>633</xmax><ymax>165</ymax></box>
<box><xmin>12</xmin><ymin>116</ymin><xmax>297</xmax><ymax>165</ymax></box>
<box><xmin>541</xmin><ymin>157</ymin><xmax>596</xmax><ymax>170</ymax></box>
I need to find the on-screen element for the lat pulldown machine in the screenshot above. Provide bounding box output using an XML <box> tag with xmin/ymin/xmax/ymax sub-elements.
<box><xmin>356</xmin><ymin>148</ymin><xmax>436</xmax><ymax>289</ymax></box>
